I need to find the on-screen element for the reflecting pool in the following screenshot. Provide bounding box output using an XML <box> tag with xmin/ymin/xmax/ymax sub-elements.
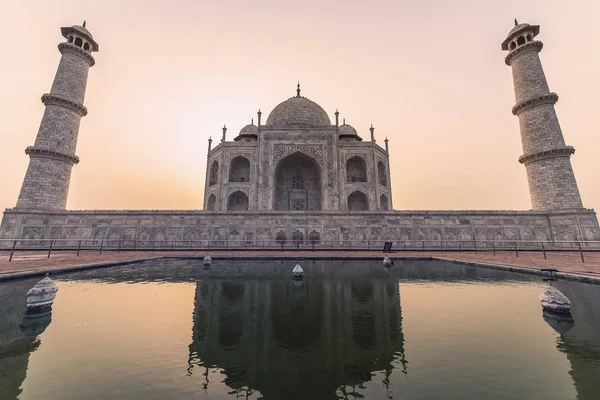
<box><xmin>0</xmin><ymin>259</ymin><xmax>599</xmax><ymax>399</ymax></box>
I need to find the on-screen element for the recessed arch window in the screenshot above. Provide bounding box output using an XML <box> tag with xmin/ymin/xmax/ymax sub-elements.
<box><xmin>74</xmin><ymin>37</ymin><xmax>83</xmax><ymax>47</ymax></box>
<box><xmin>510</xmin><ymin>41</ymin><xmax>516</xmax><ymax>51</ymax></box>
<box><xmin>209</xmin><ymin>161</ymin><xmax>219</xmax><ymax>186</ymax></box>
<box><xmin>517</xmin><ymin>36</ymin><xmax>526</xmax><ymax>46</ymax></box>
<box><xmin>207</xmin><ymin>194</ymin><xmax>216</xmax><ymax>211</ymax></box>
<box><xmin>227</xmin><ymin>191</ymin><xmax>249</xmax><ymax>211</ymax></box>
<box><xmin>346</xmin><ymin>156</ymin><xmax>367</xmax><ymax>183</ymax></box>
<box><xmin>377</xmin><ymin>161</ymin><xmax>387</xmax><ymax>187</ymax></box>
<box><xmin>83</xmin><ymin>42</ymin><xmax>90</xmax><ymax>51</ymax></box>
<box><xmin>380</xmin><ymin>194</ymin><xmax>389</xmax><ymax>211</ymax></box>
<box><xmin>348</xmin><ymin>190</ymin><xmax>369</xmax><ymax>211</ymax></box>
<box><xmin>229</xmin><ymin>156</ymin><xmax>250</xmax><ymax>182</ymax></box>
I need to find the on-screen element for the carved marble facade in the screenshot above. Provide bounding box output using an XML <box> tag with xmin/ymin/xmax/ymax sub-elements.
<box><xmin>2</xmin><ymin>209</ymin><xmax>598</xmax><ymax>245</ymax></box>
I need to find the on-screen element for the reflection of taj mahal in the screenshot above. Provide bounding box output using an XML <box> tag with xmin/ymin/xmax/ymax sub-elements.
<box><xmin>188</xmin><ymin>273</ymin><xmax>406</xmax><ymax>398</ymax></box>
<box><xmin>204</xmin><ymin>84</ymin><xmax>392</xmax><ymax>212</ymax></box>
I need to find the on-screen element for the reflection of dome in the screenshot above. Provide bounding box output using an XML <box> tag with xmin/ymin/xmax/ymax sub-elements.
<box><xmin>266</xmin><ymin>97</ymin><xmax>331</xmax><ymax>126</ymax></box>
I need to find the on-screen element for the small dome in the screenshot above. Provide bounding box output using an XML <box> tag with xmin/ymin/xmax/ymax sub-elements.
<box><xmin>234</xmin><ymin>123</ymin><xmax>258</xmax><ymax>141</ymax></box>
<box><xmin>72</xmin><ymin>25</ymin><xmax>94</xmax><ymax>39</ymax></box>
<box><xmin>338</xmin><ymin>124</ymin><xmax>358</xmax><ymax>136</ymax></box>
<box><xmin>266</xmin><ymin>97</ymin><xmax>331</xmax><ymax>126</ymax></box>
<box><xmin>507</xmin><ymin>23</ymin><xmax>531</xmax><ymax>37</ymax></box>
<box><xmin>239</xmin><ymin>124</ymin><xmax>258</xmax><ymax>136</ymax></box>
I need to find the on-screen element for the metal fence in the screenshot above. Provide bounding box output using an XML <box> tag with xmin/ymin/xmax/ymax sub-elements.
<box><xmin>1</xmin><ymin>238</ymin><xmax>599</xmax><ymax>262</ymax></box>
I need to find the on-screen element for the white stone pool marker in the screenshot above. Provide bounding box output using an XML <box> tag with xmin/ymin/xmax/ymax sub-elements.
<box><xmin>203</xmin><ymin>255</ymin><xmax>212</xmax><ymax>266</ymax></box>
<box><xmin>383</xmin><ymin>257</ymin><xmax>393</xmax><ymax>267</ymax></box>
<box><xmin>540</xmin><ymin>286</ymin><xmax>571</xmax><ymax>314</ymax></box>
<box><xmin>292</xmin><ymin>264</ymin><xmax>303</xmax><ymax>279</ymax></box>
<box><xmin>26</xmin><ymin>273</ymin><xmax>58</xmax><ymax>313</ymax></box>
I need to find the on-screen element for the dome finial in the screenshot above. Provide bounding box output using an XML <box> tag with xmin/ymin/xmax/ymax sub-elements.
<box><xmin>251</xmin><ymin>117</ymin><xmax>254</xmax><ymax>125</ymax></box>
<box><xmin>83</xmin><ymin>20</ymin><xmax>87</xmax><ymax>28</ymax></box>
<box><xmin>297</xmin><ymin>81</ymin><xmax>301</xmax><ymax>97</ymax></box>
<box><xmin>343</xmin><ymin>118</ymin><xmax>346</xmax><ymax>125</ymax></box>
<box><xmin>514</xmin><ymin>18</ymin><xmax>518</xmax><ymax>26</ymax></box>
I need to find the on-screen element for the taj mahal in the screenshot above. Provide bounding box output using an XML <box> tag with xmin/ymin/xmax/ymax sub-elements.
<box><xmin>0</xmin><ymin>21</ymin><xmax>598</xmax><ymax>245</ymax></box>
<box><xmin>204</xmin><ymin>82</ymin><xmax>392</xmax><ymax>213</ymax></box>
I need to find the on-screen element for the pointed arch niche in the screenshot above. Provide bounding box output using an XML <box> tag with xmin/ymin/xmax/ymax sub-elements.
<box><xmin>274</xmin><ymin>152</ymin><xmax>322</xmax><ymax>211</ymax></box>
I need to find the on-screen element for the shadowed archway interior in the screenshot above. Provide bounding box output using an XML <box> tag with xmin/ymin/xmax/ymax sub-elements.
<box><xmin>274</xmin><ymin>152</ymin><xmax>322</xmax><ymax>211</ymax></box>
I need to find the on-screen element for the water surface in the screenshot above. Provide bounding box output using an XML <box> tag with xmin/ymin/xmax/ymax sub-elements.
<box><xmin>0</xmin><ymin>259</ymin><xmax>599</xmax><ymax>399</ymax></box>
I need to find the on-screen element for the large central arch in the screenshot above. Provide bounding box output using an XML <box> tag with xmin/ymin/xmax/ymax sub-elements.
<box><xmin>274</xmin><ymin>151</ymin><xmax>322</xmax><ymax>211</ymax></box>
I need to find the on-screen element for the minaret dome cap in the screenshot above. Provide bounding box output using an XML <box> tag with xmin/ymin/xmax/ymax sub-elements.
<box><xmin>61</xmin><ymin>25</ymin><xmax>99</xmax><ymax>51</ymax></box>
<box><xmin>501</xmin><ymin>22</ymin><xmax>539</xmax><ymax>50</ymax></box>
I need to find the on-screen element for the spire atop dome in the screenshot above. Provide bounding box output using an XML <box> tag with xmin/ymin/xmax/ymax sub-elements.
<box><xmin>83</xmin><ymin>20</ymin><xmax>87</xmax><ymax>28</ymax></box>
<box><xmin>296</xmin><ymin>81</ymin><xmax>301</xmax><ymax>97</ymax></box>
<box><xmin>514</xmin><ymin>18</ymin><xmax>518</xmax><ymax>26</ymax></box>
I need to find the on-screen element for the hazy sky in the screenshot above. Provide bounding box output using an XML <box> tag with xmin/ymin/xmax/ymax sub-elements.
<box><xmin>0</xmin><ymin>0</ymin><xmax>598</xmax><ymax>212</ymax></box>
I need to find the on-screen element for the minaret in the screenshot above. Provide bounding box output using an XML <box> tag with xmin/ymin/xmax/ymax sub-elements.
<box><xmin>16</xmin><ymin>23</ymin><xmax>99</xmax><ymax>210</ymax></box>
<box><xmin>502</xmin><ymin>21</ymin><xmax>583</xmax><ymax>210</ymax></box>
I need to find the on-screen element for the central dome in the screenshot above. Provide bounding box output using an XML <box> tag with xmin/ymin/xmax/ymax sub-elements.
<box><xmin>266</xmin><ymin>96</ymin><xmax>331</xmax><ymax>126</ymax></box>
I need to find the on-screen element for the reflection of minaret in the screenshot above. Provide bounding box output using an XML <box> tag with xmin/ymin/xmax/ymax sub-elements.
<box><xmin>188</xmin><ymin>273</ymin><xmax>406</xmax><ymax>398</ymax></box>
<box><xmin>0</xmin><ymin>280</ymin><xmax>52</xmax><ymax>399</ymax></box>
<box><xmin>548</xmin><ymin>282</ymin><xmax>600</xmax><ymax>400</ymax></box>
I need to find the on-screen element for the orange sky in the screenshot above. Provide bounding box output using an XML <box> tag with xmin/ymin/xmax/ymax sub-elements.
<box><xmin>0</xmin><ymin>0</ymin><xmax>598</xmax><ymax>212</ymax></box>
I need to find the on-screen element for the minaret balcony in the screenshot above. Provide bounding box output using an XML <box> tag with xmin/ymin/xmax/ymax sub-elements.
<box><xmin>505</xmin><ymin>40</ymin><xmax>543</xmax><ymax>65</ymax></box>
<box><xmin>518</xmin><ymin>146</ymin><xmax>575</xmax><ymax>165</ymax></box>
<box><xmin>512</xmin><ymin>93</ymin><xmax>558</xmax><ymax>116</ymax></box>
<box><xmin>41</xmin><ymin>94</ymin><xmax>88</xmax><ymax>116</ymax></box>
<box><xmin>25</xmin><ymin>146</ymin><xmax>80</xmax><ymax>165</ymax></box>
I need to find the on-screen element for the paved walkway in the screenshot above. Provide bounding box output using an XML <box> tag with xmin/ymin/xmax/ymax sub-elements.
<box><xmin>1</xmin><ymin>248</ymin><xmax>600</xmax><ymax>281</ymax></box>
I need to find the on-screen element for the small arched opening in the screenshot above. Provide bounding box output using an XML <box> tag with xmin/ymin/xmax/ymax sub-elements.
<box><xmin>74</xmin><ymin>37</ymin><xmax>83</xmax><ymax>47</ymax></box>
<box><xmin>292</xmin><ymin>230</ymin><xmax>304</xmax><ymax>245</ymax></box>
<box><xmin>517</xmin><ymin>36</ymin><xmax>526</xmax><ymax>46</ymax></box>
<box><xmin>346</xmin><ymin>156</ymin><xmax>367</xmax><ymax>182</ymax></box>
<box><xmin>227</xmin><ymin>191</ymin><xmax>249</xmax><ymax>211</ymax></box>
<box><xmin>207</xmin><ymin>194</ymin><xmax>216</xmax><ymax>211</ymax></box>
<box><xmin>83</xmin><ymin>42</ymin><xmax>90</xmax><ymax>51</ymax></box>
<box><xmin>348</xmin><ymin>191</ymin><xmax>369</xmax><ymax>211</ymax></box>
<box><xmin>380</xmin><ymin>194</ymin><xmax>389</xmax><ymax>211</ymax></box>
<box><xmin>377</xmin><ymin>161</ymin><xmax>387</xmax><ymax>187</ymax></box>
<box><xmin>510</xmin><ymin>41</ymin><xmax>516</xmax><ymax>51</ymax></box>
<box><xmin>229</xmin><ymin>156</ymin><xmax>250</xmax><ymax>182</ymax></box>
<box><xmin>209</xmin><ymin>161</ymin><xmax>219</xmax><ymax>186</ymax></box>
<box><xmin>309</xmin><ymin>230</ymin><xmax>321</xmax><ymax>244</ymax></box>
<box><xmin>276</xmin><ymin>231</ymin><xmax>287</xmax><ymax>244</ymax></box>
